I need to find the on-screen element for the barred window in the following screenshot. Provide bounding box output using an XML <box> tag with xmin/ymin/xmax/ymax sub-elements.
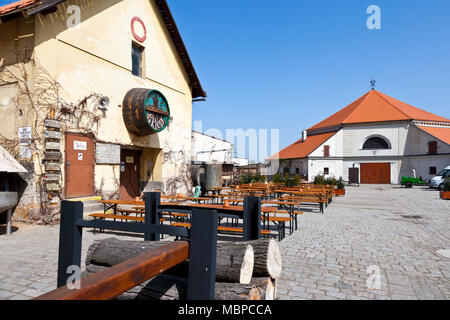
<box><xmin>362</xmin><ymin>137</ymin><xmax>389</xmax><ymax>150</ymax></box>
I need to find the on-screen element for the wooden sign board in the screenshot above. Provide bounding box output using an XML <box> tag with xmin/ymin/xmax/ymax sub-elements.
<box><xmin>95</xmin><ymin>143</ymin><xmax>121</xmax><ymax>164</ymax></box>
<box><xmin>44</xmin><ymin>174</ymin><xmax>60</xmax><ymax>182</ymax></box>
<box><xmin>44</xmin><ymin>119</ymin><xmax>61</xmax><ymax>129</ymax></box>
<box><xmin>45</xmin><ymin>163</ymin><xmax>61</xmax><ymax>172</ymax></box>
<box><xmin>45</xmin><ymin>152</ymin><xmax>62</xmax><ymax>161</ymax></box>
<box><xmin>45</xmin><ymin>183</ymin><xmax>60</xmax><ymax>191</ymax></box>
<box><xmin>46</xmin><ymin>142</ymin><xmax>60</xmax><ymax>150</ymax></box>
<box><xmin>45</xmin><ymin>131</ymin><xmax>61</xmax><ymax>140</ymax></box>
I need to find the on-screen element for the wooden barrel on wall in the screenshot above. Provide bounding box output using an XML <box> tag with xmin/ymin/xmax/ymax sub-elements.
<box><xmin>122</xmin><ymin>88</ymin><xmax>171</xmax><ymax>136</ymax></box>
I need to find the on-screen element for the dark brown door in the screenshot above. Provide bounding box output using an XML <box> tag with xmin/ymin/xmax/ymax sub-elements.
<box><xmin>65</xmin><ymin>133</ymin><xmax>94</xmax><ymax>198</ymax></box>
<box><xmin>120</xmin><ymin>150</ymin><xmax>141</xmax><ymax>200</ymax></box>
<box><xmin>349</xmin><ymin>168</ymin><xmax>359</xmax><ymax>184</ymax></box>
<box><xmin>360</xmin><ymin>163</ymin><xmax>390</xmax><ymax>184</ymax></box>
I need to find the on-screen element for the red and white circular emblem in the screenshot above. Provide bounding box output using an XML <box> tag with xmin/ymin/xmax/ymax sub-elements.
<box><xmin>131</xmin><ymin>17</ymin><xmax>147</xmax><ymax>43</ymax></box>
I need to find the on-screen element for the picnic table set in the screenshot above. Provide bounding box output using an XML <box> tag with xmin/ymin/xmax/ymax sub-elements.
<box><xmin>92</xmin><ymin>184</ymin><xmax>336</xmax><ymax>241</ymax></box>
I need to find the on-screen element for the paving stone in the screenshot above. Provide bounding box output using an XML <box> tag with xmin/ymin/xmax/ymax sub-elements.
<box><xmin>1</xmin><ymin>185</ymin><xmax>449</xmax><ymax>300</ymax></box>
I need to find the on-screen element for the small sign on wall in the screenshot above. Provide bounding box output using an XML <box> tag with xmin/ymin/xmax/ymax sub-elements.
<box><xmin>95</xmin><ymin>143</ymin><xmax>120</xmax><ymax>164</ymax></box>
<box><xmin>18</xmin><ymin>127</ymin><xmax>32</xmax><ymax>146</ymax></box>
<box><xmin>74</xmin><ymin>141</ymin><xmax>87</xmax><ymax>151</ymax></box>
<box><xmin>78</xmin><ymin>153</ymin><xmax>84</xmax><ymax>161</ymax></box>
<box><xmin>126</xmin><ymin>156</ymin><xmax>134</xmax><ymax>164</ymax></box>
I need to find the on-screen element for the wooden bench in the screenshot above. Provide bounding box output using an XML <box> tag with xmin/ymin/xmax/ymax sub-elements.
<box><xmin>261</xmin><ymin>216</ymin><xmax>292</xmax><ymax>241</ymax></box>
<box><xmin>276</xmin><ymin>210</ymin><xmax>304</xmax><ymax>231</ymax></box>
<box><xmin>117</xmin><ymin>209</ymin><xmax>146</xmax><ymax>216</ymax></box>
<box><xmin>280</xmin><ymin>195</ymin><xmax>327</xmax><ymax>213</ymax></box>
<box><xmin>89</xmin><ymin>213</ymin><xmax>166</xmax><ymax>235</ymax></box>
<box><xmin>170</xmin><ymin>222</ymin><xmax>271</xmax><ymax>237</ymax></box>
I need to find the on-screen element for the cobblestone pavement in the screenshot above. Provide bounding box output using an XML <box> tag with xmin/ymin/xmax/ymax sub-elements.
<box><xmin>0</xmin><ymin>224</ymin><xmax>142</xmax><ymax>300</ymax></box>
<box><xmin>0</xmin><ymin>185</ymin><xmax>449</xmax><ymax>300</ymax></box>
<box><xmin>277</xmin><ymin>185</ymin><xmax>450</xmax><ymax>300</ymax></box>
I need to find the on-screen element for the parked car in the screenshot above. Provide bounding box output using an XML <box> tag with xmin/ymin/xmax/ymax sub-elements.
<box><xmin>429</xmin><ymin>166</ymin><xmax>450</xmax><ymax>190</ymax></box>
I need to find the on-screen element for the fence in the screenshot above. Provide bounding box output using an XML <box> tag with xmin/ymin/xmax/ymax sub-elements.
<box><xmin>34</xmin><ymin>192</ymin><xmax>262</xmax><ymax>300</ymax></box>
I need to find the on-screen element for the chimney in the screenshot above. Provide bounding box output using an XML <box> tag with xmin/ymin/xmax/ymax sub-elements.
<box><xmin>302</xmin><ymin>130</ymin><xmax>308</xmax><ymax>141</ymax></box>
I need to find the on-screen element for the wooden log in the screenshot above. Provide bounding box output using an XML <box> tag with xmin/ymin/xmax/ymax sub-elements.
<box><xmin>85</xmin><ymin>237</ymin><xmax>254</xmax><ymax>284</ymax></box>
<box><xmin>35</xmin><ymin>241</ymin><xmax>189</xmax><ymax>300</ymax></box>
<box><xmin>114</xmin><ymin>274</ymin><xmax>260</xmax><ymax>301</ymax></box>
<box><xmin>243</xmin><ymin>239</ymin><xmax>282</xmax><ymax>279</ymax></box>
<box><xmin>250</xmin><ymin>277</ymin><xmax>275</xmax><ymax>300</ymax></box>
<box><xmin>85</xmin><ymin>237</ymin><xmax>172</xmax><ymax>266</ymax></box>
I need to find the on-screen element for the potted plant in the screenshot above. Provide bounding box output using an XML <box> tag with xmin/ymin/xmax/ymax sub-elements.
<box><xmin>334</xmin><ymin>177</ymin><xmax>345</xmax><ymax>196</ymax></box>
<box><xmin>440</xmin><ymin>178</ymin><xmax>450</xmax><ymax>200</ymax></box>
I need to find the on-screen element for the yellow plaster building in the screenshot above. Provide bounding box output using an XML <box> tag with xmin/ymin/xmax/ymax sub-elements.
<box><xmin>0</xmin><ymin>0</ymin><xmax>206</xmax><ymax>221</ymax></box>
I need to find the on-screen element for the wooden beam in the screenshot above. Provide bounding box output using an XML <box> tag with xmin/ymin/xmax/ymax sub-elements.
<box><xmin>34</xmin><ymin>241</ymin><xmax>189</xmax><ymax>300</ymax></box>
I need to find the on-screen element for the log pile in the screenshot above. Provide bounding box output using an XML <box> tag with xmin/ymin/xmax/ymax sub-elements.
<box><xmin>83</xmin><ymin>237</ymin><xmax>282</xmax><ymax>300</ymax></box>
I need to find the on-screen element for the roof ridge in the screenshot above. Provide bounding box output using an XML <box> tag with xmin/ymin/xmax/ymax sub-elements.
<box><xmin>372</xmin><ymin>90</ymin><xmax>412</xmax><ymax>120</ymax></box>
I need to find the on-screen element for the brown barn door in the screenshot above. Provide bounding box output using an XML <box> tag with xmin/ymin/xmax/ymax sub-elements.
<box><xmin>120</xmin><ymin>150</ymin><xmax>141</xmax><ymax>200</ymax></box>
<box><xmin>349</xmin><ymin>168</ymin><xmax>359</xmax><ymax>184</ymax></box>
<box><xmin>360</xmin><ymin>163</ymin><xmax>390</xmax><ymax>184</ymax></box>
<box><xmin>65</xmin><ymin>133</ymin><xmax>95</xmax><ymax>198</ymax></box>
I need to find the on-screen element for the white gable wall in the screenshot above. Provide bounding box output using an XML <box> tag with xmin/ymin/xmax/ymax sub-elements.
<box><xmin>293</xmin><ymin>121</ymin><xmax>450</xmax><ymax>183</ymax></box>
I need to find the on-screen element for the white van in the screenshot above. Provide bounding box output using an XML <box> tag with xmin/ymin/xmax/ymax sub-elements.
<box><xmin>429</xmin><ymin>166</ymin><xmax>450</xmax><ymax>190</ymax></box>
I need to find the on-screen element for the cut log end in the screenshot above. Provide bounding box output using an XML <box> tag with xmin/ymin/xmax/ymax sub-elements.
<box><xmin>239</xmin><ymin>244</ymin><xmax>254</xmax><ymax>284</ymax></box>
<box><xmin>266</xmin><ymin>239</ymin><xmax>282</xmax><ymax>279</ymax></box>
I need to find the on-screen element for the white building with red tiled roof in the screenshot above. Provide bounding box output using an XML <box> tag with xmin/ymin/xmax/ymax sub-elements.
<box><xmin>271</xmin><ymin>90</ymin><xmax>450</xmax><ymax>184</ymax></box>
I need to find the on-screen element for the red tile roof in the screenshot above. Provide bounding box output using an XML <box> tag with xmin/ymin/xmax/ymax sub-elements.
<box><xmin>417</xmin><ymin>126</ymin><xmax>450</xmax><ymax>145</ymax></box>
<box><xmin>308</xmin><ymin>90</ymin><xmax>450</xmax><ymax>131</ymax></box>
<box><xmin>269</xmin><ymin>131</ymin><xmax>337</xmax><ymax>160</ymax></box>
<box><xmin>0</xmin><ymin>0</ymin><xmax>39</xmax><ymax>15</ymax></box>
<box><xmin>272</xmin><ymin>90</ymin><xmax>450</xmax><ymax>160</ymax></box>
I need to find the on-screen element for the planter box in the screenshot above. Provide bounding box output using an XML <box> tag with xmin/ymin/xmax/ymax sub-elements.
<box><xmin>440</xmin><ymin>191</ymin><xmax>450</xmax><ymax>200</ymax></box>
<box><xmin>334</xmin><ymin>189</ymin><xmax>345</xmax><ymax>196</ymax></box>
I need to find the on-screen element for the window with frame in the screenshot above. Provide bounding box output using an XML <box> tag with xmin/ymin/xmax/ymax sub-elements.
<box><xmin>132</xmin><ymin>42</ymin><xmax>145</xmax><ymax>78</ymax></box>
<box><xmin>324</xmin><ymin>145</ymin><xmax>330</xmax><ymax>157</ymax></box>
<box><xmin>362</xmin><ymin>137</ymin><xmax>389</xmax><ymax>150</ymax></box>
<box><xmin>428</xmin><ymin>141</ymin><xmax>437</xmax><ymax>155</ymax></box>
<box><xmin>429</xmin><ymin>167</ymin><xmax>437</xmax><ymax>175</ymax></box>
<box><xmin>324</xmin><ymin>168</ymin><xmax>329</xmax><ymax>175</ymax></box>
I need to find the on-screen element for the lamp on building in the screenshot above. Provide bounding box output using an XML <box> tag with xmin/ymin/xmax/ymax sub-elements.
<box><xmin>98</xmin><ymin>96</ymin><xmax>110</xmax><ymax>110</ymax></box>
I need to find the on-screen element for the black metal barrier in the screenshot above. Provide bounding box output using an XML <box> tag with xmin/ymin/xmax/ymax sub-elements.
<box><xmin>56</xmin><ymin>192</ymin><xmax>261</xmax><ymax>300</ymax></box>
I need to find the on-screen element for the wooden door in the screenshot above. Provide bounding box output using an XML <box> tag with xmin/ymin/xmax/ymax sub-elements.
<box><xmin>360</xmin><ymin>163</ymin><xmax>390</xmax><ymax>184</ymax></box>
<box><xmin>120</xmin><ymin>150</ymin><xmax>141</xmax><ymax>200</ymax></box>
<box><xmin>65</xmin><ymin>133</ymin><xmax>94</xmax><ymax>198</ymax></box>
<box><xmin>349</xmin><ymin>168</ymin><xmax>359</xmax><ymax>184</ymax></box>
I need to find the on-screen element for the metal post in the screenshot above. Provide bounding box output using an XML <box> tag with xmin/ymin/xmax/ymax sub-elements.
<box><xmin>144</xmin><ymin>192</ymin><xmax>160</xmax><ymax>241</ymax></box>
<box><xmin>57</xmin><ymin>201</ymin><xmax>83</xmax><ymax>288</ymax></box>
<box><xmin>6</xmin><ymin>209</ymin><xmax>12</xmax><ymax>235</ymax></box>
<box><xmin>243</xmin><ymin>196</ymin><xmax>261</xmax><ymax>241</ymax></box>
<box><xmin>187</xmin><ymin>208</ymin><xmax>218</xmax><ymax>300</ymax></box>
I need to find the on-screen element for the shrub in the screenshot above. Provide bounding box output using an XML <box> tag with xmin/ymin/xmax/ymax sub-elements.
<box><xmin>272</xmin><ymin>173</ymin><xmax>283</xmax><ymax>183</ymax></box>
<box><xmin>336</xmin><ymin>177</ymin><xmax>345</xmax><ymax>189</ymax></box>
<box><xmin>292</xmin><ymin>174</ymin><xmax>302</xmax><ymax>186</ymax></box>
<box><xmin>314</xmin><ymin>174</ymin><xmax>327</xmax><ymax>185</ymax></box>
<box><xmin>326</xmin><ymin>177</ymin><xmax>338</xmax><ymax>186</ymax></box>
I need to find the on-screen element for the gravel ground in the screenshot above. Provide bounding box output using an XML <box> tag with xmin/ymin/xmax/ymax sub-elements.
<box><xmin>0</xmin><ymin>184</ymin><xmax>448</xmax><ymax>300</ymax></box>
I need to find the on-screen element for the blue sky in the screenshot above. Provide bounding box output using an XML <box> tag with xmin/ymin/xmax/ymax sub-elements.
<box><xmin>167</xmin><ymin>0</ymin><xmax>450</xmax><ymax>161</ymax></box>
<box><xmin>1</xmin><ymin>0</ymin><xmax>449</xmax><ymax>162</ymax></box>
